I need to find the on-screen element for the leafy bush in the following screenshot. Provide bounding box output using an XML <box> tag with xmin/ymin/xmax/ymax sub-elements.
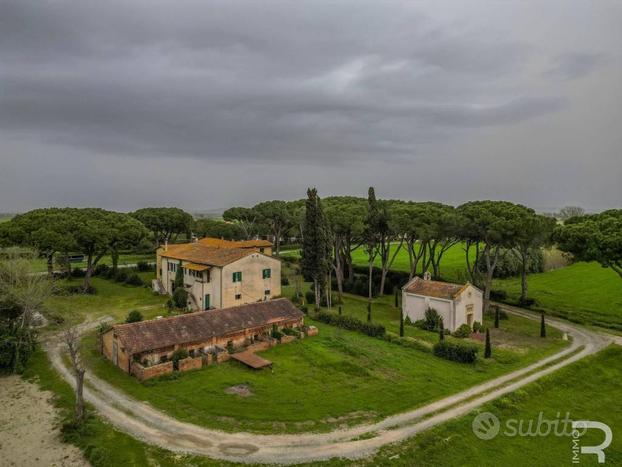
<box><xmin>518</xmin><ymin>297</ymin><xmax>537</xmax><ymax>308</ymax></box>
<box><xmin>305</xmin><ymin>290</ymin><xmax>315</xmax><ymax>305</ymax></box>
<box><xmin>70</xmin><ymin>268</ymin><xmax>86</xmax><ymax>278</ymax></box>
<box><xmin>60</xmin><ymin>285</ymin><xmax>97</xmax><ymax>295</ymax></box>
<box><xmin>489</xmin><ymin>289</ymin><xmax>507</xmax><ymax>301</ymax></box>
<box><xmin>271</xmin><ymin>324</ymin><xmax>283</xmax><ymax>341</ymax></box>
<box><xmin>452</xmin><ymin>324</ymin><xmax>472</xmax><ymax>338</ymax></box>
<box><xmin>93</xmin><ymin>264</ymin><xmax>110</xmax><ymax>276</ymax></box>
<box><xmin>314</xmin><ymin>311</ymin><xmax>385</xmax><ymax>338</ymax></box>
<box><xmin>172</xmin><ymin>288</ymin><xmax>188</xmax><ymax>309</ymax></box>
<box><xmin>282</xmin><ymin>327</ymin><xmax>301</xmax><ymax>337</ymax></box>
<box><xmin>281</xmin><ymin>276</ymin><xmax>290</xmax><ymax>286</ymax></box>
<box><xmin>113</xmin><ymin>270</ymin><xmax>129</xmax><ymax>283</ymax></box>
<box><xmin>485</xmin><ymin>306</ymin><xmax>509</xmax><ymax>320</ymax></box>
<box><xmin>472</xmin><ymin>321</ymin><xmax>482</xmax><ymax>333</ymax></box>
<box><xmin>298</xmin><ymin>305</ymin><xmax>308</xmax><ymax>314</ymax></box>
<box><xmin>433</xmin><ymin>341</ymin><xmax>478</xmax><ymax>363</ymax></box>
<box><xmin>171</xmin><ymin>349</ymin><xmax>189</xmax><ymax>369</ymax></box>
<box><xmin>414</xmin><ymin>308</ymin><xmax>441</xmax><ymax>331</ymax></box>
<box><xmin>136</xmin><ymin>261</ymin><xmax>152</xmax><ymax>272</ymax></box>
<box><xmin>125</xmin><ymin>310</ymin><xmax>143</xmax><ymax>323</ymax></box>
<box><xmin>290</xmin><ymin>293</ymin><xmax>302</xmax><ymax>305</ymax></box>
<box><xmin>124</xmin><ymin>273</ymin><xmax>143</xmax><ymax>287</ymax></box>
<box><xmin>97</xmin><ymin>322</ymin><xmax>112</xmax><ymax>334</ymax></box>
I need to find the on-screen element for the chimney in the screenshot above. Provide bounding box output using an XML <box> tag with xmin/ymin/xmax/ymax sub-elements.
<box><xmin>164</xmin><ymin>240</ymin><xmax>168</xmax><ymax>251</ymax></box>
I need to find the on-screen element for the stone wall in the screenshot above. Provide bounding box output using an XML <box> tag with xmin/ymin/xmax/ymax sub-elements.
<box><xmin>178</xmin><ymin>356</ymin><xmax>203</xmax><ymax>372</ymax></box>
<box><xmin>131</xmin><ymin>361</ymin><xmax>173</xmax><ymax>381</ymax></box>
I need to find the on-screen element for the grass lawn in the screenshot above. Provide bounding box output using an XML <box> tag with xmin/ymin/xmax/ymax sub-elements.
<box><xmin>27</xmin><ymin>252</ymin><xmax>155</xmax><ymax>273</ymax></box>
<box><xmin>43</xmin><ymin>274</ymin><xmax>166</xmax><ymax>330</ymax></box>
<box><xmin>285</xmin><ymin>243</ymin><xmax>622</xmax><ymax>330</ymax></box>
<box><xmin>496</xmin><ymin>262</ymin><xmax>622</xmax><ymax>330</ymax></box>
<box><xmin>362</xmin><ymin>345</ymin><xmax>622</xmax><ymax>466</ymax></box>
<box><xmin>81</xmin><ymin>286</ymin><xmax>568</xmax><ymax>435</ymax></box>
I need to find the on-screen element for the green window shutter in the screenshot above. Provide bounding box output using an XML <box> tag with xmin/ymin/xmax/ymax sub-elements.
<box><xmin>263</xmin><ymin>268</ymin><xmax>271</xmax><ymax>279</ymax></box>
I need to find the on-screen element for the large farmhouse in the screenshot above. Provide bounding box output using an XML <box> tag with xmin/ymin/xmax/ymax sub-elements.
<box><xmin>155</xmin><ymin>238</ymin><xmax>280</xmax><ymax>311</ymax></box>
<box><xmin>402</xmin><ymin>275</ymin><xmax>483</xmax><ymax>332</ymax></box>
<box><xmin>101</xmin><ymin>299</ymin><xmax>306</xmax><ymax>380</ymax></box>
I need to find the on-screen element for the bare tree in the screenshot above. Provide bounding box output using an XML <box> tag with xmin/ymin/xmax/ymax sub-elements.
<box><xmin>63</xmin><ymin>327</ymin><xmax>86</xmax><ymax>422</ymax></box>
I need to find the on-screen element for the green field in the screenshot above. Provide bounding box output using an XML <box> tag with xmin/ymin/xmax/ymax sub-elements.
<box><xmin>80</xmin><ymin>283</ymin><xmax>566</xmax><ymax>434</ymax></box>
<box><xmin>43</xmin><ymin>274</ymin><xmax>166</xmax><ymax>329</ymax></box>
<box><xmin>364</xmin><ymin>345</ymin><xmax>622</xmax><ymax>466</ymax></box>
<box><xmin>496</xmin><ymin>262</ymin><xmax>622</xmax><ymax>330</ymax></box>
<box><xmin>28</xmin><ymin>253</ymin><xmax>155</xmax><ymax>273</ymax></box>
<box><xmin>349</xmin><ymin>244</ymin><xmax>622</xmax><ymax>330</ymax></box>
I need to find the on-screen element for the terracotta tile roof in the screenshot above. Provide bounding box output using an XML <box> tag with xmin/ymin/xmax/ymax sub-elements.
<box><xmin>402</xmin><ymin>277</ymin><xmax>470</xmax><ymax>300</ymax></box>
<box><xmin>182</xmin><ymin>262</ymin><xmax>211</xmax><ymax>271</ymax></box>
<box><xmin>111</xmin><ymin>298</ymin><xmax>303</xmax><ymax>355</ymax></box>
<box><xmin>159</xmin><ymin>242</ymin><xmax>253</xmax><ymax>266</ymax></box>
<box><xmin>198</xmin><ymin>237</ymin><xmax>273</xmax><ymax>249</ymax></box>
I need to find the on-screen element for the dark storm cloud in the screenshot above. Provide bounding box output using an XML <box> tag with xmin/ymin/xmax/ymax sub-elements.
<box><xmin>0</xmin><ymin>0</ymin><xmax>620</xmax><ymax>211</ymax></box>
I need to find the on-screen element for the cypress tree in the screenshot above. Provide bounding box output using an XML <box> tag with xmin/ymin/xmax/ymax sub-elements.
<box><xmin>438</xmin><ymin>317</ymin><xmax>444</xmax><ymax>341</ymax></box>
<box><xmin>540</xmin><ymin>312</ymin><xmax>546</xmax><ymax>338</ymax></box>
<box><xmin>301</xmin><ymin>188</ymin><xmax>331</xmax><ymax>311</ymax></box>
<box><xmin>494</xmin><ymin>305</ymin><xmax>500</xmax><ymax>329</ymax></box>
<box><xmin>367</xmin><ymin>302</ymin><xmax>372</xmax><ymax>322</ymax></box>
<box><xmin>484</xmin><ymin>328</ymin><xmax>492</xmax><ymax>358</ymax></box>
<box><xmin>338</xmin><ymin>305</ymin><xmax>342</xmax><ymax>316</ymax></box>
<box><xmin>174</xmin><ymin>260</ymin><xmax>184</xmax><ymax>289</ymax></box>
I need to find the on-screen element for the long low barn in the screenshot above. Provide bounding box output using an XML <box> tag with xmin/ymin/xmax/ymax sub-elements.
<box><xmin>101</xmin><ymin>298</ymin><xmax>304</xmax><ymax>375</ymax></box>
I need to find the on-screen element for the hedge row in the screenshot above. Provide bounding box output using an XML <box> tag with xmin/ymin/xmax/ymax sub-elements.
<box><xmin>314</xmin><ymin>311</ymin><xmax>386</xmax><ymax>338</ymax></box>
<box><xmin>433</xmin><ymin>341</ymin><xmax>478</xmax><ymax>363</ymax></box>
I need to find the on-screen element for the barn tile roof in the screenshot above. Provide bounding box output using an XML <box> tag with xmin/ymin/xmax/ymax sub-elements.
<box><xmin>198</xmin><ymin>237</ymin><xmax>273</xmax><ymax>249</ymax></box>
<box><xmin>402</xmin><ymin>277</ymin><xmax>471</xmax><ymax>300</ymax></box>
<box><xmin>159</xmin><ymin>242</ymin><xmax>254</xmax><ymax>266</ymax></box>
<box><xmin>111</xmin><ymin>299</ymin><xmax>303</xmax><ymax>354</ymax></box>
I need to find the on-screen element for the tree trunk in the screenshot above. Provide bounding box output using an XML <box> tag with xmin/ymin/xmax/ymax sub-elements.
<box><xmin>75</xmin><ymin>368</ymin><xmax>85</xmax><ymax>422</ymax></box>
<box><xmin>313</xmin><ymin>278</ymin><xmax>320</xmax><ymax>311</ymax></box>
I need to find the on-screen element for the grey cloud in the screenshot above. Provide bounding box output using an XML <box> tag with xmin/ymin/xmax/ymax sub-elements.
<box><xmin>545</xmin><ymin>52</ymin><xmax>605</xmax><ymax>80</ymax></box>
<box><xmin>0</xmin><ymin>0</ymin><xmax>620</xmax><ymax>212</ymax></box>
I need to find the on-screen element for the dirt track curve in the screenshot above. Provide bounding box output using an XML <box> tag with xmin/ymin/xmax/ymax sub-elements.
<box><xmin>45</xmin><ymin>306</ymin><xmax>612</xmax><ymax>465</ymax></box>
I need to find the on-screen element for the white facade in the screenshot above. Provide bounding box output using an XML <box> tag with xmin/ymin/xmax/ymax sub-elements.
<box><xmin>402</xmin><ymin>281</ymin><xmax>483</xmax><ymax>332</ymax></box>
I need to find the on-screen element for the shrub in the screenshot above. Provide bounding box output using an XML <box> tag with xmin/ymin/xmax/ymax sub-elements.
<box><xmin>415</xmin><ymin>308</ymin><xmax>441</xmax><ymax>332</ymax></box>
<box><xmin>305</xmin><ymin>290</ymin><xmax>315</xmax><ymax>305</ymax></box>
<box><xmin>172</xmin><ymin>287</ymin><xmax>188</xmax><ymax>309</ymax></box>
<box><xmin>62</xmin><ymin>285</ymin><xmax>96</xmax><ymax>295</ymax></box>
<box><xmin>472</xmin><ymin>321</ymin><xmax>482</xmax><ymax>333</ymax></box>
<box><xmin>452</xmin><ymin>324</ymin><xmax>472</xmax><ymax>338</ymax></box>
<box><xmin>281</xmin><ymin>276</ymin><xmax>290</xmax><ymax>286</ymax></box>
<box><xmin>136</xmin><ymin>261</ymin><xmax>152</xmax><ymax>272</ymax></box>
<box><xmin>271</xmin><ymin>324</ymin><xmax>283</xmax><ymax>341</ymax></box>
<box><xmin>97</xmin><ymin>322</ymin><xmax>112</xmax><ymax>334</ymax></box>
<box><xmin>171</xmin><ymin>349</ymin><xmax>189</xmax><ymax>369</ymax></box>
<box><xmin>314</xmin><ymin>311</ymin><xmax>385</xmax><ymax>338</ymax></box>
<box><xmin>93</xmin><ymin>264</ymin><xmax>110</xmax><ymax>276</ymax></box>
<box><xmin>125</xmin><ymin>310</ymin><xmax>143</xmax><ymax>323</ymax></box>
<box><xmin>282</xmin><ymin>327</ymin><xmax>300</xmax><ymax>337</ymax></box>
<box><xmin>298</xmin><ymin>305</ymin><xmax>308</xmax><ymax>314</ymax></box>
<box><xmin>290</xmin><ymin>294</ymin><xmax>302</xmax><ymax>305</ymax></box>
<box><xmin>518</xmin><ymin>297</ymin><xmax>537</xmax><ymax>308</ymax></box>
<box><xmin>433</xmin><ymin>341</ymin><xmax>478</xmax><ymax>363</ymax></box>
<box><xmin>114</xmin><ymin>270</ymin><xmax>129</xmax><ymax>283</ymax></box>
<box><xmin>70</xmin><ymin>268</ymin><xmax>86</xmax><ymax>278</ymax></box>
<box><xmin>489</xmin><ymin>289</ymin><xmax>507</xmax><ymax>301</ymax></box>
<box><xmin>124</xmin><ymin>273</ymin><xmax>144</xmax><ymax>287</ymax></box>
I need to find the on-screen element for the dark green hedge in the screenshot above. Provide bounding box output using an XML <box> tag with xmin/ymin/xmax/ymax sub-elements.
<box><xmin>433</xmin><ymin>340</ymin><xmax>478</xmax><ymax>363</ymax></box>
<box><xmin>314</xmin><ymin>311</ymin><xmax>386</xmax><ymax>338</ymax></box>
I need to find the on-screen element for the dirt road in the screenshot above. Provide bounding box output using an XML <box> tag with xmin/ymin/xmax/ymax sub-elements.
<box><xmin>46</xmin><ymin>308</ymin><xmax>612</xmax><ymax>464</ymax></box>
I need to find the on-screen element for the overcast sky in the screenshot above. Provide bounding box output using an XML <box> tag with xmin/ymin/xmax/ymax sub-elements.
<box><xmin>1</xmin><ymin>0</ymin><xmax>620</xmax><ymax>213</ymax></box>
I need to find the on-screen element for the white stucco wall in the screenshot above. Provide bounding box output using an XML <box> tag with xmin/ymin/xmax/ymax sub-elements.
<box><xmin>221</xmin><ymin>253</ymin><xmax>281</xmax><ymax>308</ymax></box>
<box><xmin>402</xmin><ymin>283</ymin><xmax>483</xmax><ymax>332</ymax></box>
